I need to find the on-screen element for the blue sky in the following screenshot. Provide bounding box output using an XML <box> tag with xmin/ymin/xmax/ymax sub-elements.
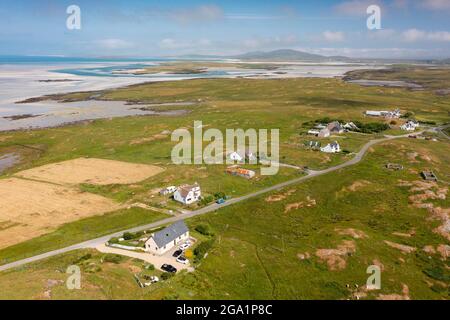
<box><xmin>1</xmin><ymin>0</ymin><xmax>450</xmax><ymax>58</ymax></box>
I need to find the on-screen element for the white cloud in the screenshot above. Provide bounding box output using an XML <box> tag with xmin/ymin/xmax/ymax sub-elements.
<box><xmin>419</xmin><ymin>0</ymin><xmax>450</xmax><ymax>11</ymax></box>
<box><xmin>334</xmin><ymin>0</ymin><xmax>384</xmax><ymax>16</ymax></box>
<box><xmin>169</xmin><ymin>5</ymin><xmax>224</xmax><ymax>24</ymax></box>
<box><xmin>96</xmin><ymin>39</ymin><xmax>133</xmax><ymax>49</ymax></box>
<box><xmin>402</xmin><ymin>29</ymin><xmax>450</xmax><ymax>42</ymax></box>
<box><xmin>323</xmin><ymin>31</ymin><xmax>345</xmax><ymax>42</ymax></box>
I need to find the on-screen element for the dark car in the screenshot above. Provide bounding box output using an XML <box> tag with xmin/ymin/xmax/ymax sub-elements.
<box><xmin>172</xmin><ymin>249</ymin><xmax>183</xmax><ymax>257</ymax></box>
<box><xmin>161</xmin><ymin>264</ymin><xmax>177</xmax><ymax>273</ymax></box>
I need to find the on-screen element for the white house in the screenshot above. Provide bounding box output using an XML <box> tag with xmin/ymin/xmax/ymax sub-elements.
<box><xmin>174</xmin><ymin>183</ymin><xmax>201</xmax><ymax>205</ymax></box>
<box><xmin>401</xmin><ymin>120</ymin><xmax>419</xmax><ymax>131</ymax></box>
<box><xmin>145</xmin><ymin>220</ymin><xmax>189</xmax><ymax>255</ymax></box>
<box><xmin>320</xmin><ymin>141</ymin><xmax>341</xmax><ymax>153</ymax></box>
<box><xmin>228</xmin><ymin>151</ymin><xmax>243</xmax><ymax>162</ymax></box>
<box><xmin>160</xmin><ymin>186</ymin><xmax>177</xmax><ymax>195</ymax></box>
<box><xmin>343</xmin><ymin>122</ymin><xmax>359</xmax><ymax>131</ymax></box>
<box><xmin>244</xmin><ymin>148</ymin><xmax>257</xmax><ymax>162</ymax></box>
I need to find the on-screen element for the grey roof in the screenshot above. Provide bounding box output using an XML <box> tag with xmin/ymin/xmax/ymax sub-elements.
<box><xmin>152</xmin><ymin>220</ymin><xmax>189</xmax><ymax>248</ymax></box>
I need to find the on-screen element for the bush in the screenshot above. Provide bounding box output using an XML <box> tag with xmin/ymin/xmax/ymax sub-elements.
<box><xmin>144</xmin><ymin>263</ymin><xmax>155</xmax><ymax>270</ymax></box>
<box><xmin>72</xmin><ymin>253</ymin><xmax>92</xmax><ymax>265</ymax></box>
<box><xmin>401</xmin><ymin>112</ymin><xmax>414</xmax><ymax>119</ymax></box>
<box><xmin>353</xmin><ymin>121</ymin><xmax>389</xmax><ymax>133</ymax></box>
<box><xmin>195</xmin><ymin>223</ymin><xmax>213</xmax><ymax>236</ymax></box>
<box><xmin>161</xmin><ymin>272</ymin><xmax>174</xmax><ymax>280</ymax></box>
<box><xmin>109</xmin><ymin>237</ymin><xmax>120</xmax><ymax>244</ymax></box>
<box><xmin>214</xmin><ymin>192</ymin><xmax>226</xmax><ymax>200</ymax></box>
<box><xmin>123</xmin><ymin>232</ymin><xmax>134</xmax><ymax>240</ymax></box>
<box><xmin>194</xmin><ymin>239</ymin><xmax>215</xmax><ymax>263</ymax></box>
<box><xmin>199</xmin><ymin>195</ymin><xmax>214</xmax><ymax>206</ymax></box>
<box><xmin>103</xmin><ymin>254</ymin><xmax>123</xmax><ymax>264</ymax></box>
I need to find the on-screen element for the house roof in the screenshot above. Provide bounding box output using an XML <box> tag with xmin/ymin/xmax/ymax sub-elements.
<box><xmin>330</xmin><ymin>141</ymin><xmax>340</xmax><ymax>148</ymax></box>
<box><xmin>151</xmin><ymin>220</ymin><xmax>189</xmax><ymax>248</ymax></box>
<box><xmin>177</xmin><ymin>183</ymin><xmax>199</xmax><ymax>198</ymax></box>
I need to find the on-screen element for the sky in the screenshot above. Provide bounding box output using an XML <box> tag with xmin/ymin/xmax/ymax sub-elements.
<box><xmin>1</xmin><ymin>0</ymin><xmax>450</xmax><ymax>59</ymax></box>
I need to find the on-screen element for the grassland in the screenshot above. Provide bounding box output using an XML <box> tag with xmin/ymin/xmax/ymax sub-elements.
<box><xmin>344</xmin><ymin>65</ymin><xmax>450</xmax><ymax>92</ymax></box>
<box><xmin>0</xmin><ymin>137</ymin><xmax>448</xmax><ymax>300</ymax></box>
<box><xmin>0</xmin><ymin>73</ymin><xmax>449</xmax><ymax>299</ymax></box>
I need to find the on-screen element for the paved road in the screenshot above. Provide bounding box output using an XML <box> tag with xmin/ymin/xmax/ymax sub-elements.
<box><xmin>0</xmin><ymin>130</ymin><xmax>430</xmax><ymax>272</ymax></box>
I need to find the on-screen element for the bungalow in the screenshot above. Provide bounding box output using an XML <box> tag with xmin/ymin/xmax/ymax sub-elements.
<box><xmin>401</xmin><ymin>120</ymin><xmax>419</xmax><ymax>131</ymax></box>
<box><xmin>160</xmin><ymin>186</ymin><xmax>177</xmax><ymax>195</ymax></box>
<box><xmin>145</xmin><ymin>220</ymin><xmax>189</xmax><ymax>255</ymax></box>
<box><xmin>327</xmin><ymin>121</ymin><xmax>344</xmax><ymax>134</ymax></box>
<box><xmin>174</xmin><ymin>183</ymin><xmax>201</xmax><ymax>205</ymax></box>
<box><xmin>320</xmin><ymin>141</ymin><xmax>341</xmax><ymax>153</ymax></box>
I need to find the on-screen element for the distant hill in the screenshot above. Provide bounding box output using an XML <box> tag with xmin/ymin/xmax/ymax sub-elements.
<box><xmin>233</xmin><ymin>49</ymin><xmax>329</xmax><ymax>61</ymax></box>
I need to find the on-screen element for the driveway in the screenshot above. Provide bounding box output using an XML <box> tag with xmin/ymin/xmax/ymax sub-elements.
<box><xmin>95</xmin><ymin>243</ymin><xmax>193</xmax><ymax>272</ymax></box>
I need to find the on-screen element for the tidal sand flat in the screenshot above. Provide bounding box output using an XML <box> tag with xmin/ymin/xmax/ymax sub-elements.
<box><xmin>0</xmin><ymin>153</ymin><xmax>20</xmax><ymax>174</ymax></box>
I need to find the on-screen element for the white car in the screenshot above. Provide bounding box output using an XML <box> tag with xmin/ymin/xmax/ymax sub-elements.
<box><xmin>180</xmin><ymin>243</ymin><xmax>190</xmax><ymax>251</ymax></box>
<box><xmin>144</xmin><ymin>276</ymin><xmax>159</xmax><ymax>286</ymax></box>
<box><xmin>176</xmin><ymin>256</ymin><xmax>189</xmax><ymax>265</ymax></box>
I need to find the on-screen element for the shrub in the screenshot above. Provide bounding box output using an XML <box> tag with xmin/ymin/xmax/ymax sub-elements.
<box><xmin>214</xmin><ymin>192</ymin><xmax>226</xmax><ymax>200</ymax></box>
<box><xmin>194</xmin><ymin>239</ymin><xmax>215</xmax><ymax>263</ymax></box>
<box><xmin>72</xmin><ymin>253</ymin><xmax>92</xmax><ymax>265</ymax></box>
<box><xmin>123</xmin><ymin>232</ymin><xmax>134</xmax><ymax>240</ymax></box>
<box><xmin>161</xmin><ymin>272</ymin><xmax>174</xmax><ymax>280</ymax></box>
<box><xmin>199</xmin><ymin>195</ymin><xmax>214</xmax><ymax>206</ymax></box>
<box><xmin>103</xmin><ymin>254</ymin><xmax>123</xmax><ymax>264</ymax></box>
<box><xmin>144</xmin><ymin>263</ymin><xmax>155</xmax><ymax>270</ymax></box>
<box><xmin>195</xmin><ymin>223</ymin><xmax>213</xmax><ymax>236</ymax></box>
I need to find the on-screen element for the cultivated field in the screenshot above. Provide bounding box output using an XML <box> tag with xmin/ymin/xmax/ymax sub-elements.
<box><xmin>15</xmin><ymin>158</ymin><xmax>164</xmax><ymax>185</ymax></box>
<box><xmin>0</xmin><ymin>178</ymin><xmax>120</xmax><ymax>249</ymax></box>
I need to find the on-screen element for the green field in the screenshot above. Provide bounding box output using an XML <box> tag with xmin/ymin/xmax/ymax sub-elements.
<box><xmin>0</xmin><ymin>73</ymin><xmax>449</xmax><ymax>299</ymax></box>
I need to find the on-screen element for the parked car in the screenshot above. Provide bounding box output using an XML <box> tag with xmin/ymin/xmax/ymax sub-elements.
<box><xmin>180</xmin><ymin>243</ymin><xmax>190</xmax><ymax>250</ymax></box>
<box><xmin>161</xmin><ymin>264</ymin><xmax>177</xmax><ymax>273</ymax></box>
<box><xmin>173</xmin><ymin>249</ymin><xmax>183</xmax><ymax>257</ymax></box>
<box><xmin>216</xmin><ymin>198</ymin><xmax>225</xmax><ymax>204</ymax></box>
<box><xmin>176</xmin><ymin>256</ymin><xmax>189</xmax><ymax>265</ymax></box>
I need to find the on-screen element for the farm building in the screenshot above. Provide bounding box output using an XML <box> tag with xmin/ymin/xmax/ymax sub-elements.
<box><xmin>174</xmin><ymin>183</ymin><xmax>201</xmax><ymax>205</ymax></box>
<box><xmin>421</xmin><ymin>171</ymin><xmax>438</xmax><ymax>182</ymax></box>
<box><xmin>386</xmin><ymin>163</ymin><xmax>404</xmax><ymax>170</ymax></box>
<box><xmin>145</xmin><ymin>220</ymin><xmax>189</xmax><ymax>255</ymax></box>
<box><xmin>365</xmin><ymin>109</ymin><xmax>401</xmax><ymax>118</ymax></box>
<box><xmin>327</xmin><ymin>121</ymin><xmax>344</xmax><ymax>134</ymax></box>
<box><xmin>226</xmin><ymin>165</ymin><xmax>256</xmax><ymax>179</ymax></box>
<box><xmin>160</xmin><ymin>186</ymin><xmax>177</xmax><ymax>195</ymax></box>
